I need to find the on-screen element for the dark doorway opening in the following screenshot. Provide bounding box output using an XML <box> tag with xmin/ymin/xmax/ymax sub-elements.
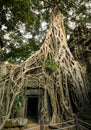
<box><xmin>26</xmin><ymin>97</ymin><xmax>39</xmax><ymax>122</ymax></box>
<box><xmin>47</xmin><ymin>93</ymin><xmax>52</xmax><ymax>120</ymax></box>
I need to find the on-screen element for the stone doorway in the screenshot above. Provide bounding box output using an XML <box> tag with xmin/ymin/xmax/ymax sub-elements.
<box><xmin>26</xmin><ymin>96</ymin><xmax>39</xmax><ymax>122</ymax></box>
<box><xmin>25</xmin><ymin>88</ymin><xmax>44</xmax><ymax>123</ymax></box>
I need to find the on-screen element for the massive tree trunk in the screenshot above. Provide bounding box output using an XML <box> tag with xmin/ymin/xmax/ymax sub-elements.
<box><xmin>68</xmin><ymin>26</ymin><xmax>91</xmax><ymax>107</ymax></box>
<box><xmin>0</xmin><ymin>7</ymin><xmax>88</xmax><ymax>129</ymax></box>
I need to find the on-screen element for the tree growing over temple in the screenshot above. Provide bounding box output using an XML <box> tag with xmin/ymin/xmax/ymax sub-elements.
<box><xmin>0</xmin><ymin>0</ymin><xmax>90</xmax><ymax>129</ymax></box>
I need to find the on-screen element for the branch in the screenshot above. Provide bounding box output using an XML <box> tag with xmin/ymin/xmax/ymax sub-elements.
<box><xmin>40</xmin><ymin>0</ymin><xmax>54</xmax><ymax>7</ymax></box>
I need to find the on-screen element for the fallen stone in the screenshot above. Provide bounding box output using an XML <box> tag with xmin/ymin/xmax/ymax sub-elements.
<box><xmin>4</xmin><ymin>118</ymin><xmax>28</xmax><ymax>128</ymax></box>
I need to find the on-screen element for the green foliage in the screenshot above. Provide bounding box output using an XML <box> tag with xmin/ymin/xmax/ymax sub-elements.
<box><xmin>42</xmin><ymin>59</ymin><xmax>59</xmax><ymax>73</ymax></box>
<box><xmin>0</xmin><ymin>0</ymin><xmax>90</xmax><ymax>63</ymax></box>
<box><xmin>13</xmin><ymin>92</ymin><xmax>24</xmax><ymax>114</ymax></box>
<box><xmin>0</xmin><ymin>0</ymin><xmax>31</xmax><ymax>27</ymax></box>
<box><xmin>0</xmin><ymin>0</ymin><xmax>45</xmax><ymax>63</ymax></box>
<box><xmin>58</xmin><ymin>0</ymin><xmax>91</xmax><ymax>34</ymax></box>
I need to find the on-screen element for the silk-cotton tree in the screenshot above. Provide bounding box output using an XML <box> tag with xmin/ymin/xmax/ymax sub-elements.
<box><xmin>0</xmin><ymin>0</ymin><xmax>89</xmax><ymax>129</ymax></box>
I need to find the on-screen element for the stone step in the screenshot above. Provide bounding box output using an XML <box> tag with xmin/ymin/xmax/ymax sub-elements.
<box><xmin>4</xmin><ymin>118</ymin><xmax>28</xmax><ymax>128</ymax></box>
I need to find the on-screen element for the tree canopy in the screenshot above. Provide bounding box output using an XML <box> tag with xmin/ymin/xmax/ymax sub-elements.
<box><xmin>0</xmin><ymin>0</ymin><xmax>90</xmax><ymax>63</ymax></box>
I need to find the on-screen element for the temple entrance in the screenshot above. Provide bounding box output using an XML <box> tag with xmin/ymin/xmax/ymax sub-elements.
<box><xmin>25</xmin><ymin>88</ymin><xmax>44</xmax><ymax>123</ymax></box>
<box><xmin>26</xmin><ymin>97</ymin><xmax>39</xmax><ymax>122</ymax></box>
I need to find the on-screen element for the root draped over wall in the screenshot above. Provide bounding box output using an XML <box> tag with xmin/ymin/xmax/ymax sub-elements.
<box><xmin>0</xmin><ymin>7</ymin><xmax>88</xmax><ymax>129</ymax></box>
